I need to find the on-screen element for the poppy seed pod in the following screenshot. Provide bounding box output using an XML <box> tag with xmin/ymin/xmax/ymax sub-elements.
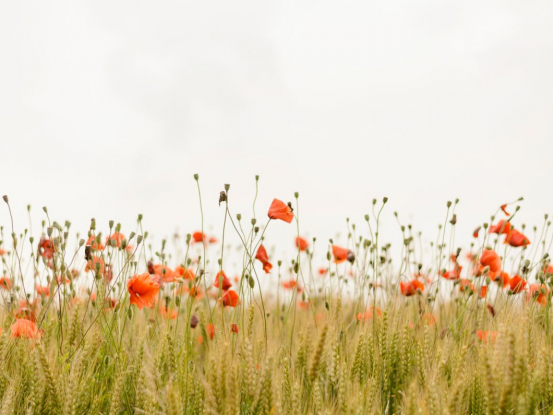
<box><xmin>347</xmin><ymin>250</ymin><xmax>355</xmax><ymax>264</ymax></box>
<box><xmin>190</xmin><ymin>314</ymin><xmax>199</xmax><ymax>328</ymax></box>
<box><xmin>2</xmin><ymin>195</ymin><xmax>8</xmax><ymax>203</ymax></box>
<box><xmin>194</xmin><ymin>174</ymin><xmax>199</xmax><ymax>180</ymax></box>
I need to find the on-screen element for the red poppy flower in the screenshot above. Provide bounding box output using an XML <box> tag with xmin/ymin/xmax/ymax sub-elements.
<box><xmin>37</xmin><ymin>237</ymin><xmax>55</xmax><ymax>260</ymax></box>
<box><xmin>153</xmin><ymin>264</ymin><xmax>177</xmax><ymax>283</ymax></box>
<box><xmin>441</xmin><ymin>265</ymin><xmax>462</xmax><ymax>280</ymax></box>
<box><xmin>295</xmin><ymin>237</ymin><xmax>309</xmax><ymax>251</ymax></box>
<box><xmin>86</xmin><ymin>235</ymin><xmax>104</xmax><ymax>251</ymax></box>
<box><xmin>127</xmin><ymin>273</ymin><xmax>160</xmax><ymax>309</ymax></box>
<box><xmin>399</xmin><ymin>279</ymin><xmax>424</xmax><ymax>296</ymax></box>
<box><xmin>0</xmin><ymin>276</ymin><xmax>12</xmax><ymax>290</ymax></box>
<box><xmin>159</xmin><ymin>306</ymin><xmax>178</xmax><ymax>319</ymax></box>
<box><xmin>10</xmin><ymin>319</ymin><xmax>40</xmax><ymax>339</ymax></box>
<box><xmin>85</xmin><ymin>256</ymin><xmax>105</xmax><ymax>275</ymax></box>
<box><xmin>500</xmin><ymin>204</ymin><xmax>510</xmax><ymax>216</ymax></box>
<box><xmin>473</xmin><ymin>227</ymin><xmax>481</xmax><ymax>238</ymax></box>
<box><xmin>231</xmin><ymin>323</ymin><xmax>239</xmax><ymax>334</ymax></box>
<box><xmin>220</xmin><ymin>290</ymin><xmax>240</xmax><ymax>307</ymax></box>
<box><xmin>480</xmin><ymin>249</ymin><xmax>501</xmax><ymax>273</ymax></box>
<box><xmin>255</xmin><ymin>244</ymin><xmax>273</xmax><ymax>273</ymax></box>
<box><xmin>356</xmin><ymin>306</ymin><xmax>382</xmax><ymax>322</ymax></box>
<box><xmin>175</xmin><ymin>266</ymin><xmax>196</xmax><ymax>281</ymax></box>
<box><xmin>509</xmin><ymin>275</ymin><xmax>527</xmax><ymax>294</ymax></box>
<box><xmin>267</xmin><ymin>199</ymin><xmax>294</xmax><ymax>223</ymax></box>
<box><xmin>492</xmin><ymin>271</ymin><xmax>510</xmax><ymax>288</ymax></box>
<box><xmin>504</xmin><ymin>230</ymin><xmax>530</xmax><ymax>248</ymax></box>
<box><xmin>282</xmin><ymin>280</ymin><xmax>301</xmax><ymax>291</ymax></box>
<box><xmin>106</xmin><ymin>232</ymin><xmax>125</xmax><ymax>248</ymax></box>
<box><xmin>332</xmin><ymin>245</ymin><xmax>348</xmax><ymax>264</ymax></box>
<box><xmin>206</xmin><ymin>323</ymin><xmax>215</xmax><ymax>340</ymax></box>
<box><xmin>213</xmin><ymin>271</ymin><xmax>232</xmax><ymax>290</ymax></box>
<box><xmin>477</xmin><ymin>330</ymin><xmax>498</xmax><ymax>344</ymax></box>
<box><xmin>527</xmin><ymin>283</ymin><xmax>549</xmax><ymax>306</ymax></box>
<box><xmin>35</xmin><ymin>285</ymin><xmax>50</xmax><ymax>297</ymax></box>
<box><xmin>489</xmin><ymin>220</ymin><xmax>512</xmax><ymax>235</ymax></box>
<box><xmin>192</xmin><ymin>232</ymin><xmax>205</xmax><ymax>243</ymax></box>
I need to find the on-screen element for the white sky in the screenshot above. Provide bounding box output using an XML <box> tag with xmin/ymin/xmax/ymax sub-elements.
<box><xmin>1</xmin><ymin>1</ymin><xmax>552</xmax><ymax>268</ymax></box>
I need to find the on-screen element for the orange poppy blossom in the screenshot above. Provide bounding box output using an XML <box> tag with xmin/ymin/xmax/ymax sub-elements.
<box><xmin>492</xmin><ymin>271</ymin><xmax>510</xmax><ymax>288</ymax></box>
<box><xmin>231</xmin><ymin>323</ymin><xmax>239</xmax><ymax>334</ymax></box>
<box><xmin>441</xmin><ymin>263</ymin><xmax>462</xmax><ymax>280</ymax></box>
<box><xmin>159</xmin><ymin>306</ymin><xmax>178</xmax><ymax>319</ymax></box>
<box><xmin>213</xmin><ymin>271</ymin><xmax>232</xmax><ymax>291</ymax></box>
<box><xmin>0</xmin><ymin>248</ymin><xmax>6</xmax><ymax>256</ymax></box>
<box><xmin>332</xmin><ymin>245</ymin><xmax>348</xmax><ymax>264</ymax></box>
<box><xmin>356</xmin><ymin>306</ymin><xmax>382</xmax><ymax>322</ymax></box>
<box><xmin>480</xmin><ymin>249</ymin><xmax>501</xmax><ymax>273</ymax></box>
<box><xmin>0</xmin><ymin>276</ymin><xmax>12</xmax><ymax>290</ymax></box>
<box><xmin>105</xmin><ymin>232</ymin><xmax>127</xmax><ymax>248</ymax></box>
<box><xmin>295</xmin><ymin>236</ymin><xmax>309</xmax><ymax>251</ymax></box>
<box><xmin>86</xmin><ymin>235</ymin><xmax>104</xmax><ymax>251</ymax></box>
<box><xmin>500</xmin><ymin>204</ymin><xmax>510</xmax><ymax>216</ymax></box>
<box><xmin>153</xmin><ymin>264</ymin><xmax>177</xmax><ymax>283</ymax></box>
<box><xmin>421</xmin><ymin>313</ymin><xmax>436</xmax><ymax>326</ymax></box>
<box><xmin>267</xmin><ymin>199</ymin><xmax>294</xmax><ymax>223</ymax></box>
<box><xmin>90</xmin><ymin>292</ymin><xmax>117</xmax><ymax>308</ymax></box>
<box><xmin>509</xmin><ymin>275</ymin><xmax>527</xmax><ymax>294</ymax></box>
<box><xmin>399</xmin><ymin>279</ymin><xmax>424</xmax><ymax>296</ymax></box>
<box><xmin>35</xmin><ymin>284</ymin><xmax>50</xmax><ymax>297</ymax></box>
<box><xmin>85</xmin><ymin>255</ymin><xmax>105</xmax><ymax>275</ymax></box>
<box><xmin>477</xmin><ymin>330</ymin><xmax>498</xmax><ymax>344</ymax></box>
<box><xmin>472</xmin><ymin>226</ymin><xmax>481</xmax><ymax>238</ymax></box>
<box><xmin>10</xmin><ymin>319</ymin><xmax>40</xmax><ymax>339</ymax></box>
<box><xmin>318</xmin><ymin>267</ymin><xmax>327</xmax><ymax>276</ymax></box>
<box><xmin>504</xmin><ymin>229</ymin><xmax>530</xmax><ymax>248</ymax></box>
<box><xmin>175</xmin><ymin>266</ymin><xmax>196</xmax><ymax>281</ymax></box>
<box><xmin>220</xmin><ymin>290</ymin><xmax>240</xmax><ymax>307</ymax></box>
<box><xmin>489</xmin><ymin>220</ymin><xmax>512</xmax><ymax>235</ymax></box>
<box><xmin>255</xmin><ymin>244</ymin><xmax>273</xmax><ymax>273</ymax></box>
<box><xmin>298</xmin><ymin>300</ymin><xmax>310</xmax><ymax>309</ymax></box>
<box><xmin>206</xmin><ymin>323</ymin><xmax>215</xmax><ymax>340</ymax></box>
<box><xmin>281</xmin><ymin>279</ymin><xmax>302</xmax><ymax>292</ymax></box>
<box><xmin>543</xmin><ymin>263</ymin><xmax>553</xmax><ymax>275</ymax></box>
<box><xmin>127</xmin><ymin>272</ymin><xmax>160</xmax><ymax>309</ymax></box>
<box><xmin>527</xmin><ymin>283</ymin><xmax>549</xmax><ymax>306</ymax></box>
<box><xmin>458</xmin><ymin>279</ymin><xmax>487</xmax><ymax>298</ymax></box>
<box><xmin>192</xmin><ymin>231</ymin><xmax>205</xmax><ymax>243</ymax></box>
<box><xmin>37</xmin><ymin>236</ymin><xmax>56</xmax><ymax>260</ymax></box>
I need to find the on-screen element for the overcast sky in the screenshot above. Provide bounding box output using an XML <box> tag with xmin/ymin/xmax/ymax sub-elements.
<box><xmin>1</xmin><ymin>1</ymin><xmax>552</xmax><ymax>265</ymax></box>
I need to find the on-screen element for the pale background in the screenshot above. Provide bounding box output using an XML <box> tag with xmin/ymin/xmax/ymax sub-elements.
<box><xmin>1</xmin><ymin>1</ymin><xmax>552</xmax><ymax>267</ymax></box>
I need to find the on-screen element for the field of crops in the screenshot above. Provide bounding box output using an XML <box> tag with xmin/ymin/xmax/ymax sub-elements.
<box><xmin>0</xmin><ymin>182</ymin><xmax>552</xmax><ymax>415</ymax></box>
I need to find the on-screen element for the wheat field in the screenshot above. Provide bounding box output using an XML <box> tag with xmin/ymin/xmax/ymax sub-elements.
<box><xmin>0</xmin><ymin>181</ymin><xmax>552</xmax><ymax>415</ymax></box>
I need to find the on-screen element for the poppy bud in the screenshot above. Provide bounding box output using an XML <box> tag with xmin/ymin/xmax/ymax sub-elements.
<box><xmin>254</xmin><ymin>227</ymin><xmax>259</xmax><ymax>233</ymax></box>
<box><xmin>277</xmin><ymin>260</ymin><xmax>282</xmax><ymax>266</ymax></box>
<box><xmin>248</xmin><ymin>275</ymin><xmax>255</xmax><ymax>288</ymax></box>
<box><xmin>137</xmin><ymin>235</ymin><xmax>143</xmax><ymax>245</ymax></box>
<box><xmin>347</xmin><ymin>250</ymin><xmax>355</xmax><ymax>264</ymax></box>
<box><xmin>294</xmin><ymin>192</ymin><xmax>299</xmax><ymax>198</ymax></box>
<box><xmin>129</xmin><ymin>232</ymin><xmax>135</xmax><ymax>241</ymax></box>
<box><xmin>175</xmin><ymin>297</ymin><xmax>181</xmax><ymax>307</ymax></box>
<box><xmin>2</xmin><ymin>195</ymin><xmax>8</xmax><ymax>203</ymax></box>
<box><xmin>446</xmin><ymin>201</ymin><xmax>452</xmax><ymax>208</ymax></box>
<box><xmin>383</xmin><ymin>197</ymin><xmax>388</xmax><ymax>204</ymax></box>
<box><xmin>237</xmin><ymin>214</ymin><xmax>242</xmax><ymax>221</ymax></box>
<box><xmin>127</xmin><ymin>307</ymin><xmax>133</xmax><ymax>320</ymax></box>
<box><xmin>450</xmin><ymin>214</ymin><xmax>457</xmax><ymax>225</ymax></box>
<box><xmin>190</xmin><ymin>314</ymin><xmax>199</xmax><ymax>328</ymax></box>
<box><xmin>43</xmin><ymin>206</ymin><xmax>48</xmax><ymax>213</ymax></box>
<box><xmin>251</xmin><ymin>218</ymin><xmax>257</xmax><ymax>225</ymax></box>
<box><xmin>255</xmin><ymin>175</ymin><xmax>259</xmax><ymax>181</ymax></box>
<box><xmin>294</xmin><ymin>262</ymin><xmax>299</xmax><ymax>273</ymax></box>
<box><xmin>194</xmin><ymin>174</ymin><xmax>199</xmax><ymax>180</ymax></box>
<box><xmin>109</xmin><ymin>220</ymin><xmax>114</xmax><ymax>229</ymax></box>
<box><xmin>138</xmin><ymin>214</ymin><xmax>143</xmax><ymax>222</ymax></box>
<box><xmin>79</xmin><ymin>239</ymin><xmax>85</xmax><ymax>247</ymax></box>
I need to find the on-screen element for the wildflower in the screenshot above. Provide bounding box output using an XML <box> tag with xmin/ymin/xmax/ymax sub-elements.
<box><xmin>318</xmin><ymin>267</ymin><xmax>327</xmax><ymax>276</ymax></box>
<box><xmin>127</xmin><ymin>273</ymin><xmax>160</xmax><ymax>309</ymax></box>
<box><xmin>0</xmin><ymin>248</ymin><xmax>5</xmax><ymax>256</ymax></box>
<box><xmin>282</xmin><ymin>280</ymin><xmax>302</xmax><ymax>292</ymax></box>
<box><xmin>500</xmin><ymin>204</ymin><xmax>510</xmax><ymax>216</ymax></box>
<box><xmin>85</xmin><ymin>255</ymin><xmax>105</xmax><ymax>276</ymax></box>
<box><xmin>492</xmin><ymin>271</ymin><xmax>510</xmax><ymax>288</ymax></box>
<box><xmin>153</xmin><ymin>264</ymin><xmax>177</xmax><ymax>283</ymax></box>
<box><xmin>175</xmin><ymin>266</ymin><xmax>195</xmax><ymax>281</ymax></box>
<box><xmin>422</xmin><ymin>313</ymin><xmax>436</xmax><ymax>326</ymax></box>
<box><xmin>504</xmin><ymin>229</ymin><xmax>530</xmax><ymax>247</ymax></box>
<box><xmin>0</xmin><ymin>276</ymin><xmax>12</xmax><ymax>290</ymax></box>
<box><xmin>35</xmin><ymin>285</ymin><xmax>50</xmax><ymax>297</ymax></box>
<box><xmin>487</xmin><ymin>304</ymin><xmax>496</xmax><ymax>317</ymax></box>
<box><xmin>267</xmin><ymin>199</ymin><xmax>294</xmax><ymax>223</ymax></box>
<box><xmin>332</xmin><ymin>245</ymin><xmax>348</xmax><ymax>264</ymax></box>
<box><xmin>356</xmin><ymin>306</ymin><xmax>382</xmax><ymax>322</ymax></box>
<box><xmin>295</xmin><ymin>236</ymin><xmax>309</xmax><ymax>251</ymax></box>
<box><xmin>527</xmin><ymin>283</ymin><xmax>549</xmax><ymax>306</ymax></box>
<box><xmin>106</xmin><ymin>232</ymin><xmax>125</xmax><ymax>248</ymax></box>
<box><xmin>480</xmin><ymin>249</ymin><xmax>501</xmax><ymax>273</ymax></box>
<box><xmin>509</xmin><ymin>275</ymin><xmax>527</xmax><ymax>294</ymax></box>
<box><xmin>399</xmin><ymin>279</ymin><xmax>424</xmax><ymax>296</ymax></box>
<box><xmin>298</xmin><ymin>300</ymin><xmax>310</xmax><ymax>309</ymax></box>
<box><xmin>441</xmin><ymin>264</ymin><xmax>462</xmax><ymax>280</ymax></box>
<box><xmin>10</xmin><ymin>319</ymin><xmax>40</xmax><ymax>339</ymax></box>
<box><xmin>489</xmin><ymin>220</ymin><xmax>512</xmax><ymax>235</ymax></box>
<box><xmin>159</xmin><ymin>306</ymin><xmax>178</xmax><ymax>319</ymax></box>
<box><xmin>255</xmin><ymin>244</ymin><xmax>273</xmax><ymax>273</ymax></box>
<box><xmin>213</xmin><ymin>271</ymin><xmax>232</xmax><ymax>290</ymax></box>
<box><xmin>473</xmin><ymin>226</ymin><xmax>481</xmax><ymax>238</ymax></box>
<box><xmin>86</xmin><ymin>235</ymin><xmax>104</xmax><ymax>251</ymax></box>
<box><xmin>37</xmin><ymin>237</ymin><xmax>55</xmax><ymax>260</ymax></box>
<box><xmin>206</xmin><ymin>323</ymin><xmax>215</xmax><ymax>340</ymax></box>
<box><xmin>231</xmin><ymin>323</ymin><xmax>239</xmax><ymax>334</ymax></box>
<box><xmin>220</xmin><ymin>290</ymin><xmax>240</xmax><ymax>307</ymax></box>
<box><xmin>208</xmin><ymin>236</ymin><xmax>218</xmax><ymax>244</ymax></box>
<box><xmin>192</xmin><ymin>232</ymin><xmax>205</xmax><ymax>243</ymax></box>
<box><xmin>477</xmin><ymin>330</ymin><xmax>498</xmax><ymax>344</ymax></box>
